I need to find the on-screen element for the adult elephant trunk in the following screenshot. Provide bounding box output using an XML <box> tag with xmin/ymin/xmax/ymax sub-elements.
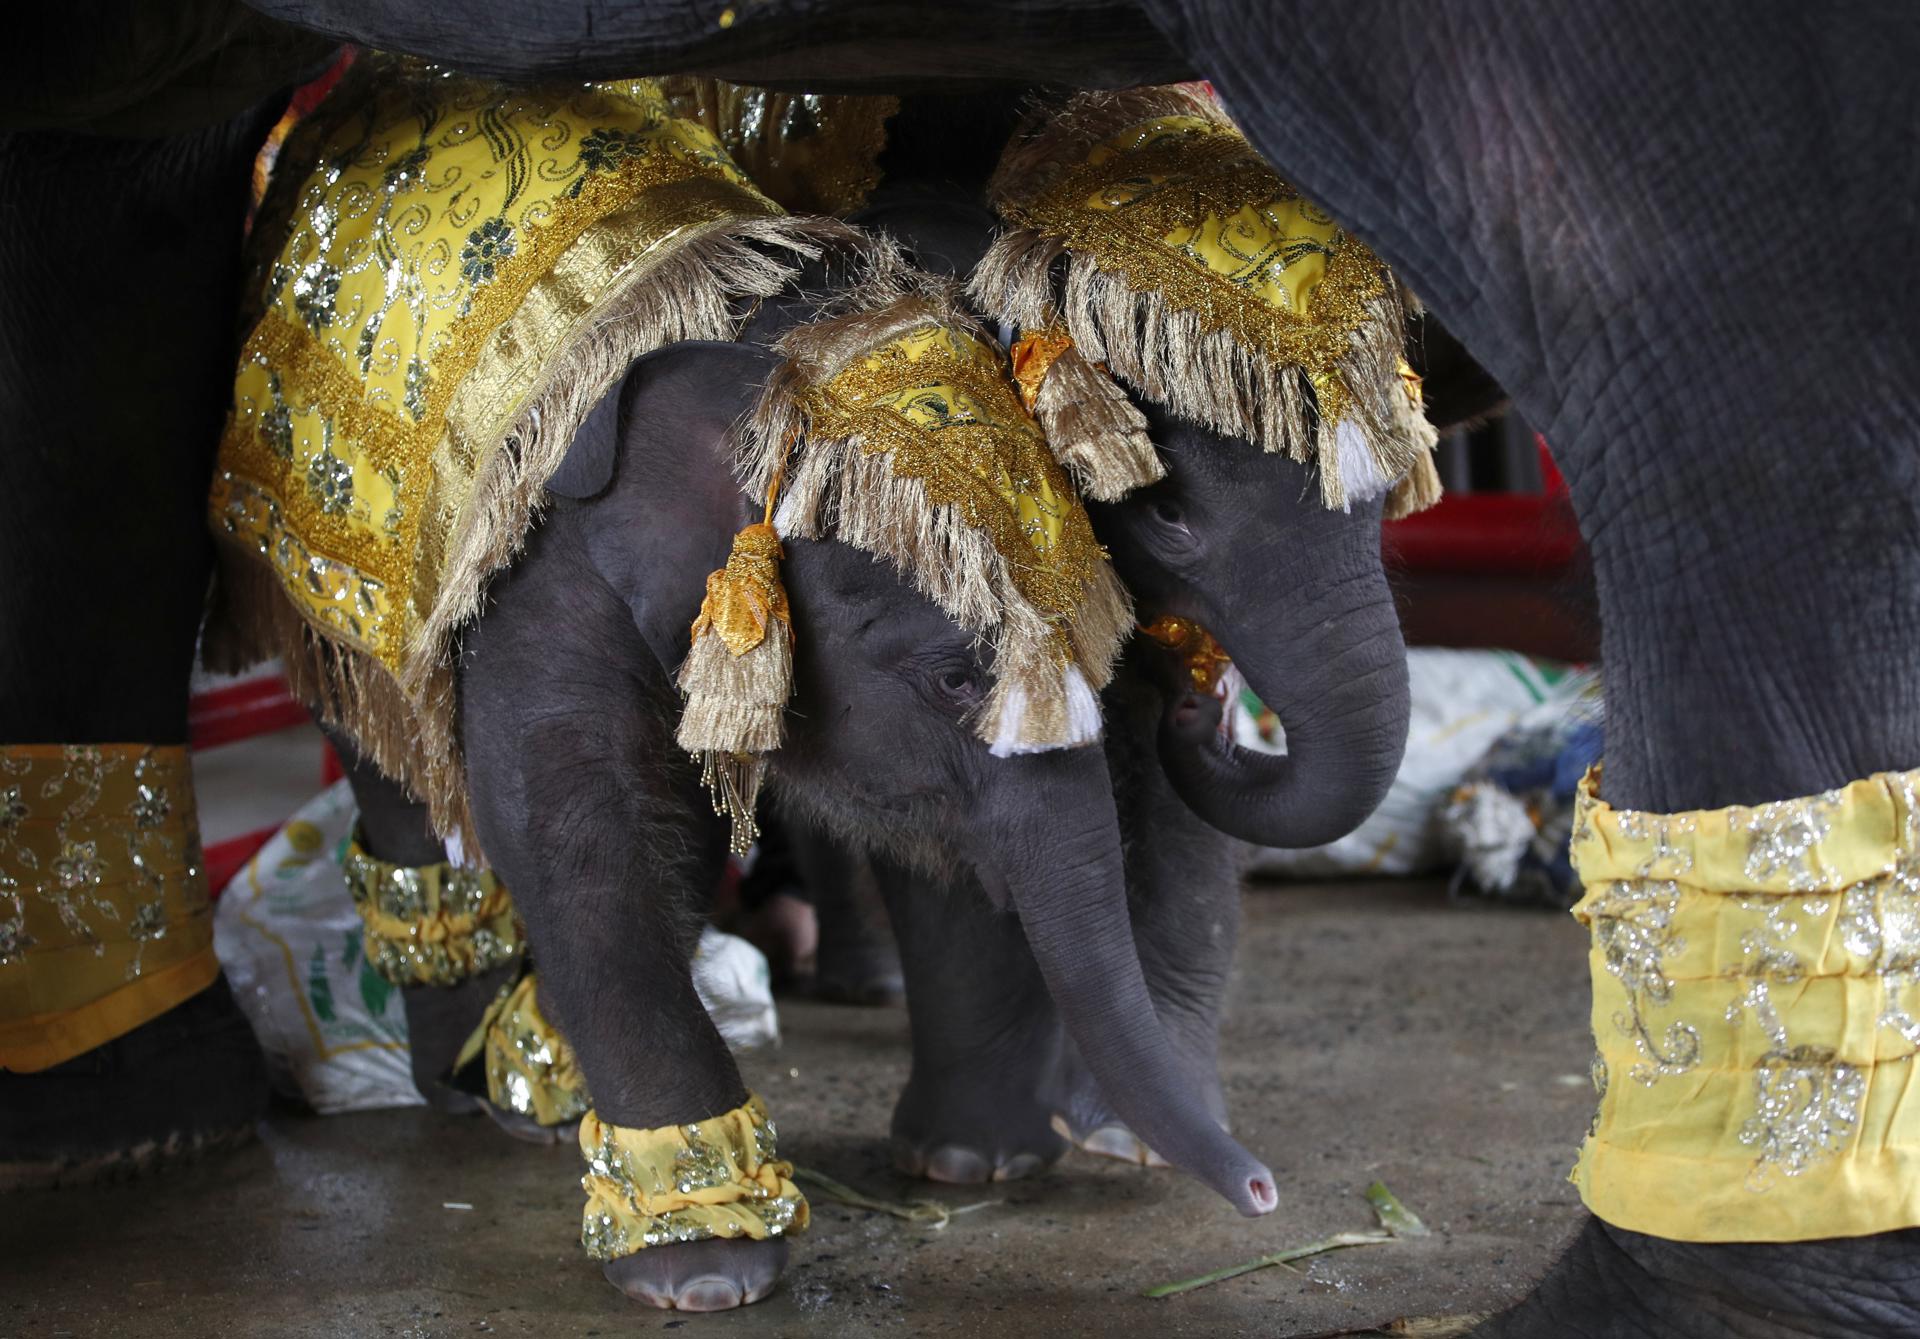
<box><xmin>1159</xmin><ymin>549</ymin><xmax>1411</xmax><ymax>849</ymax></box>
<box><xmin>974</xmin><ymin>749</ymin><xmax>1276</xmax><ymax>1218</ymax></box>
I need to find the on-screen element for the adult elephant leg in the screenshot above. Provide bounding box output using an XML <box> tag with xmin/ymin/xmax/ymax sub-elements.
<box><xmin>1466</xmin><ymin>345</ymin><xmax>1920</xmax><ymax>1339</ymax></box>
<box><xmin>1137</xmin><ymin>3</ymin><xmax>1920</xmax><ymax>1332</ymax></box>
<box><xmin>318</xmin><ymin>728</ymin><xmax>520</xmax><ymax>1125</ymax></box>
<box><xmin>0</xmin><ymin>106</ymin><xmax>280</xmax><ymax>1185</ymax></box>
<box><xmin>877</xmin><ymin>855</ymin><xmax>1068</xmax><ymax>1185</ymax></box>
<box><xmin>1051</xmin><ymin>657</ymin><xmax>1241</xmax><ymax>1165</ymax></box>
<box><xmin>460</xmin><ymin>524</ymin><xmax>787</xmax><ymax>1312</ymax></box>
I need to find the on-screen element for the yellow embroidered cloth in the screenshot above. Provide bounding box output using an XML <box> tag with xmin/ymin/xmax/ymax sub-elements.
<box><xmin>804</xmin><ymin>322</ymin><xmax>1103</xmax><ymax>629</ymax></box>
<box><xmin>579</xmin><ymin>1093</ymin><xmax>808</xmax><ymax>1258</ymax></box>
<box><xmin>456</xmin><ymin>969</ymin><xmax>590</xmax><ymax>1127</ymax></box>
<box><xmin>0</xmin><ymin>745</ymin><xmax>216</xmax><ymax>1071</ymax></box>
<box><xmin>207</xmin><ymin>56</ymin><xmax>798</xmax><ymax>844</ymax></box>
<box><xmin>341</xmin><ymin>829</ymin><xmax>519</xmax><ymax>988</ymax></box>
<box><xmin>1571</xmin><ymin>764</ymin><xmax>1920</xmax><ymax>1241</ymax></box>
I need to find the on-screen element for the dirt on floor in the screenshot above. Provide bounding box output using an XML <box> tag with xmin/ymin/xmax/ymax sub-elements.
<box><xmin>1</xmin><ymin>879</ymin><xmax>1596</xmax><ymax>1338</ymax></box>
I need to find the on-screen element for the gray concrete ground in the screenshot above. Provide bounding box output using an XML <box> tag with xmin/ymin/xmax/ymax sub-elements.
<box><xmin>2</xmin><ymin>879</ymin><xmax>1595</xmax><ymax>1338</ymax></box>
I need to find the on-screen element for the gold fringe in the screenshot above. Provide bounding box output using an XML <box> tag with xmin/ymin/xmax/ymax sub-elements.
<box><xmin>974</xmin><ymin>86</ymin><xmax>1440</xmax><ymax>514</ymax></box>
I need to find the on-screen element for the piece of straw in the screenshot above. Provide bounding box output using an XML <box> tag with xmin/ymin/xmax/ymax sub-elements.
<box><xmin>793</xmin><ymin>1167</ymin><xmax>996</xmax><ymax>1231</ymax></box>
<box><xmin>1143</xmin><ymin>1180</ymin><xmax>1431</xmax><ymax>1299</ymax></box>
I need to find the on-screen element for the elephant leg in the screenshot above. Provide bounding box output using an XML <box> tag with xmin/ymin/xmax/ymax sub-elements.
<box><xmin>0</xmin><ymin>108</ymin><xmax>280</xmax><ymax>1184</ymax></box>
<box><xmin>317</xmin><ymin>727</ymin><xmax>533</xmax><ymax>1129</ymax></box>
<box><xmin>879</xmin><ymin>857</ymin><xmax>1068</xmax><ymax>1184</ymax></box>
<box><xmin>459</xmin><ymin>540</ymin><xmax>787</xmax><ymax>1311</ymax></box>
<box><xmin>788</xmin><ymin>826</ymin><xmax>904</xmax><ymax>1007</ymax></box>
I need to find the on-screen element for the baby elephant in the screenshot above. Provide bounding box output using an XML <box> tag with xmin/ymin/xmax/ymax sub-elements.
<box><xmin>206</xmin><ymin>60</ymin><xmax>1273</xmax><ymax>1312</ymax></box>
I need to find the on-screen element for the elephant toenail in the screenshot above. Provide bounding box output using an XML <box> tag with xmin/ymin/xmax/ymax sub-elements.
<box><xmin>994</xmin><ymin>1152</ymin><xmax>1044</xmax><ymax>1181</ymax></box>
<box><xmin>924</xmin><ymin>1145</ymin><xmax>993</xmax><ymax>1183</ymax></box>
<box><xmin>676</xmin><ymin>1277</ymin><xmax>745</xmax><ymax>1311</ymax></box>
<box><xmin>1081</xmin><ymin>1125</ymin><xmax>1150</xmax><ymax>1164</ymax></box>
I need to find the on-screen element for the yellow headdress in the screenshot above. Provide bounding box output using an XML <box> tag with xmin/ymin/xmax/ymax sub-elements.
<box><xmin>971</xmin><ymin>86</ymin><xmax>1440</xmax><ymax>516</ymax></box>
<box><xmin>205</xmin><ymin>55</ymin><xmax>850</xmax><ymax>850</ymax></box>
<box><xmin>678</xmin><ymin>241</ymin><xmax>1132</xmax><ymax>849</ymax></box>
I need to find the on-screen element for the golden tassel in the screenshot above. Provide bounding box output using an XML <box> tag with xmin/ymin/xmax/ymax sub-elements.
<box><xmin>1010</xmin><ymin>326</ymin><xmax>1163</xmax><ymax>502</ymax></box>
<box><xmin>676</xmin><ymin>487</ymin><xmax>793</xmax><ymax>854</ymax></box>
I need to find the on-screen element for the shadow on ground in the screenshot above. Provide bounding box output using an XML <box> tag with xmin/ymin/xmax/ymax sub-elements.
<box><xmin>1</xmin><ymin>879</ymin><xmax>1593</xmax><ymax>1338</ymax></box>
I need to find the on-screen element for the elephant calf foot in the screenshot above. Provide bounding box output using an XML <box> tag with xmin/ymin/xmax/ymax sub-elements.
<box><xmin>399</xmin><ymin>964</ymin><xmax>514</xmax><ymax>1118</ymax></box>
<box><xmin>1046</xmin><ymin>1044</ymin><xmax>1223</xmax><ymax>1170</ymax></box>
<box><xmin>890</xmin><ymin>1074</ymin><xmax>1067</xmax><ymax>1184</ymax></box>
<box><xmin>603</xmin><ymin>1238</ymin><xmax>789</xmax><ymax>1310</ymax></box>
<box><xmin>1473</xmin><ymin>1217</ymin><xmax>1920</xmax><ymax>1339</ymax></box>
<box><xmin>0</xmin><ymin>976</ymin><xmax>267</xmax><ymax>1190</ymax></box>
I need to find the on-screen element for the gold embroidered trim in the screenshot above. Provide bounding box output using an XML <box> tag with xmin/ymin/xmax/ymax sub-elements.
<box><xmin>579</xmin><ymin>1093</ymin><xmax>808</xmax><ymax>1259</ymax></box>
<box><xmin>1571</xmin><ymin>763</ymin><xmax>1920</xmax><ymax>1242</ymax></box>
<box><xmin>342</xmin><ymin>829</ymin><xmax>519</xmax><ymax>987</ymax></box>
<box><xmin>0</xmin><ymin>744</ymin><xmax>216</xmax><ymax>1072</ymax></box>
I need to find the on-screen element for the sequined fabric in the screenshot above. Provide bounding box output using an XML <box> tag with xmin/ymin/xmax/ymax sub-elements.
<box><xmin>1571</xmin><ymin>764</ymin><xmax>1920</xmax><ymax>1241</ymax></box>
<box><xmin>578</xmin><ymin>1094</ymin><xmax>808</xmax><ymax>1259</ymax></box>
<box><xmin>0</xmin><ymin>745</ymin><xmax>216</xmax><ymax>1071</ymax></box>
<box><xmin>203</xmin><ymin>54</ymin><xmax>821</xmax><ymax>850</ymax></box>
<box><xmin>341</xmin><ymin>829</ymin><xmax>518</xmax><ymax>987</ymax></box>
<box><xmin>456</xmin><ymin>969</ymin><xmax>589</xmax><ymax>1127</ymax></box>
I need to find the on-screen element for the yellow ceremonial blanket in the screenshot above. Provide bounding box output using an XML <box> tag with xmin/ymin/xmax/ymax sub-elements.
<box><xmin>206</xmin><ymin>56</ymin><xmax>822</xmax><ymax>843</ymax></box>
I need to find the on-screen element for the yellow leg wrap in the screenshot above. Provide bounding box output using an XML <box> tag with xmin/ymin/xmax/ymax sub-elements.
<box><xmin>455</xmin><ymin>968</ymin><xmax>590</xmax><ymax>1126</ymax></box>
<box><xmin>0</xmin><ymin>745</ymin><xmax>217</xmax><ymax>1072</ymax></box>
<box><xmin>1572</xmin><ymin>763</ymin><xmax>1920</xmax><ymax>1241</ymax></box>
<box><xmin>342</xmin><ymin>829</ymin><xmax>519</xmax><ymax>987</ymax></box>
<box><xmin>579</xmin><ymin>1093</ymin><xmax>809</xmax><ymax>1259</ymax></box>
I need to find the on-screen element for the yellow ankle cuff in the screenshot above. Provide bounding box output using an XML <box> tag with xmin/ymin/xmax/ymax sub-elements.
<box><xmin>342</xmin><ymin>831</ymin><xmax>518</xmax><ymax>987</ymax></box>
<box><xmin>578</xmin><ymin>1093</ymin><xmax>808</xmax><ymax>1259</ymax></box>
<box><xmin>0</xmin><ymin>745</ymin><xmax>216</xmax><ymax>1071</ymax></box>
<box><xmin>1572</xmin><ymin>764</ymin><xmax>1920</xmax><ymax>1241</ymax></box>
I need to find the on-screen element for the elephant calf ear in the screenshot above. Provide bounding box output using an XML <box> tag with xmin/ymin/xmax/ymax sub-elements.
<box><xmin>545</xmin><ymin>379</ymin><xmax>626</xmax><ymax>499</ymax></box>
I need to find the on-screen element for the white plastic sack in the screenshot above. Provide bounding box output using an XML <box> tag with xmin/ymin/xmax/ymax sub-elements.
<box><xmin>1241</xmin><ymin>648</ymin><xmax>1585</xmax><ymax>878</ymax></box>
<box><xmin>215</xmin><ymin>780</ymin><xmax>781</xmax><ymax>1115</ymax></box>
<box><xmin>213</xmin><ymin>781</ymin><xmax>421</xmax><ymax>1113</ymax></box>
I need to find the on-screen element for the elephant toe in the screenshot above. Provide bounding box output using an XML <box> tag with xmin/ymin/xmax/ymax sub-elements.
<box><xmin>603</xmin><ymin>1238</ymin><xmax>787</xmax><ymax>1311</ymax></box>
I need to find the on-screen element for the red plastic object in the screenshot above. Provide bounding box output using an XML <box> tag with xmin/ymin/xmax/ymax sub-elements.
<box><xmin>188</xmin><ymin>676</ymin><xmax>314</xmax><ymax>751</ymax></box>
<box><xmin>203</xmin><ymin>828</ymin><xmax>279</xmax><ymax>897</ymax></box>
<box><xmin>1382</xmin><ymin>435</ymin><xmax>1582</xmax><ymax>574</ymax></box>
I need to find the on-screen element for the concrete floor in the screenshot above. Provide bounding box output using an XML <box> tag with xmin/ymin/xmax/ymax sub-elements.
<box><xmin>2</xmin><ymin>880</ymin><xmax>1596</xmax><ymax>1338</ymax></box>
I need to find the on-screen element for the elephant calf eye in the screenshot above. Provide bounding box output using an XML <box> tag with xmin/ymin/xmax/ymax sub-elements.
<box><xmin>938</xmin><ymin>667</ymin><xmax>979</xmax><ymax>700</ymax></box>
<box><xmin>1151</xmin><ymin>499</ymin><xmax>1184</xmax><ymax>526</ymax></box>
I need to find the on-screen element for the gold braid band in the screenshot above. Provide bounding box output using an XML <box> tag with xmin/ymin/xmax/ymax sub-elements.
<box><xmin>579</xmin><ymin>1093</ymin><xmax>809</xmax><ymax>1259</ymax></box>
<box><xmin>342</xmin><ymin>829</ymin><xmax>519</xmax><ymax>987</ymax></box>
<box><xmin>455</xmin><ymin>968</ymin><xmax>590</xmax><ymax>1127</ymax></box>
<box><xmin>1571</xmin><ymin>764</ymin><xmax>1920</xmax><ymax>1241</ymax></box>
<box><xmin>0</xmin><ymin>744</ymin><xmax>216</xmax><ymax>1072</ymax></box>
